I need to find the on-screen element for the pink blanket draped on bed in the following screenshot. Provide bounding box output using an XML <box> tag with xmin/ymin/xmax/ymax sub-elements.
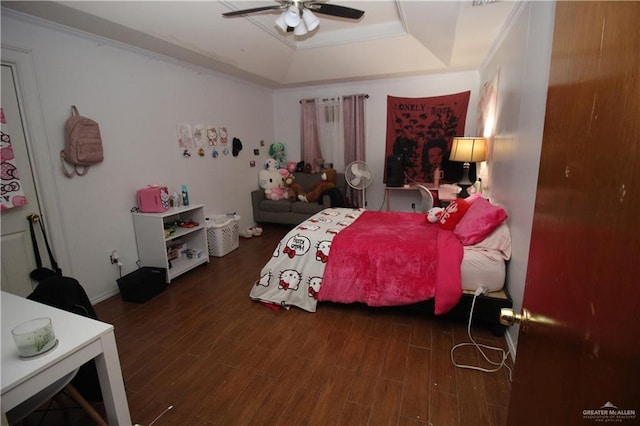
<box><xmin>318</xmin><ymin>210</ymin><xmax>464</xmax><ymax>314</ymax></box>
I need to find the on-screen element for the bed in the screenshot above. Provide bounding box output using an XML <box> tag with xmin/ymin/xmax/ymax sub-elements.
<box><xmin>250</xmin><ymin>196</ymin><xmax>512</xmax><ymax>330</ymax></box>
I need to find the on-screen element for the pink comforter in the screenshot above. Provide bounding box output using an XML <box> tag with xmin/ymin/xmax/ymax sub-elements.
<box><xmin>318</xmin><ymin>210</ymin><xmax>464</xmax><ymax>314</ymax></box>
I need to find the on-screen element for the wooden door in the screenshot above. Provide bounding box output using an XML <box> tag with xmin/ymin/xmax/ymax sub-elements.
<box><xmin>0</xmin><ymin>63</ymin><xmax>43</xmax><ymax>297</ymax></box>
<box><xmin>507</xmin><ymin>2</ymin><xmax>640</xmax><ymax>425</ymax></box>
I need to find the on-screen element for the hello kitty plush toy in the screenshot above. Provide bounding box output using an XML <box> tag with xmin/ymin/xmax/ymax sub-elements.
<box><xmin>258</xmin><ymin>159</ymin><xmax>286</xmax><ymax>200</ymax></box>
<box><xmin>427</xmin><ymin>207</ymin><xmax>445</xmax><ymax>223</ymax></box>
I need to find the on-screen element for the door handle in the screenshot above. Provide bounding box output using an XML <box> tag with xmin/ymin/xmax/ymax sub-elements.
<box><xmin>500</xmin><ymin>308</ymin><xmax>531</xmax><ymax>332</ymax></box>
<box><xmin>27</xmin><ymin>213</ymin><xmax>41</xmax><ymax>223</ymax></box>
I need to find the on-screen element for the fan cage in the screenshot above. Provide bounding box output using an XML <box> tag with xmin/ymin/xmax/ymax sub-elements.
<box><xmin>346</xmin><ymin>161</ymin><xmax>372</xmax><ymax>208</ymax></box>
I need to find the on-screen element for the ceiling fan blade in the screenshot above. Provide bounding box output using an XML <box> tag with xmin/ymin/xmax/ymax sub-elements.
<box><xmin>308</xmin><ymin>3</ymin><xmax>365</xmax><ymax>20</ymax></box>
<box><xmin>223</xmin><ymin>5</ymin><xmax>284</xmax><ymax>17</ymax></box>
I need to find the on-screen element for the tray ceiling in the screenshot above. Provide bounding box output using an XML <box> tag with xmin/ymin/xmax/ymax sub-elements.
<box><xmin>3</xmin><ymin>1</ymin><xmax>518</xmax><ymax>87</ymax></box>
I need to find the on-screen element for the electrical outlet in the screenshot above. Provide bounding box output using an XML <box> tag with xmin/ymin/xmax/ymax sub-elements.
<box><xmin>411</xmin><ymin>203</ymin><xmax>416</xmax><ymax>210</ymax></box>
<box><xmin>110</xmin><ymin>250</ymin><xmax>119</xmax><ymax>264</ymax></box>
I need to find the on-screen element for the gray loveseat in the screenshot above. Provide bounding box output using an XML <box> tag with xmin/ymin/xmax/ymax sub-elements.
<box><xmin>251</xmin><ymin>172</ymin><xmax>346</xmax><ymax>225</ymax></box>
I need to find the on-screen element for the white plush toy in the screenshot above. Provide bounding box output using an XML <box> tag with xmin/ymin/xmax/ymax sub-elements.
<box><xmin>264</xmin><ymin>158</ymin><xmax>278</xmax><ymax>171</ymax></box>
<box><xmin>258</xmin><ymin>159</ymin><xmax>286</xmax><ymax>200</ymax></box>
<box><xmin>427</xmin><ymin>207</ymin><xmax>445</xmax><ymax>223</ymax></box>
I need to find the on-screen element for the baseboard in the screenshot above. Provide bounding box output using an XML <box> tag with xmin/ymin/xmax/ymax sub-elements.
<box><xmin>504</xmin><ymin>326</ymin><xmax>518</xmax><ymax>364</ymax></box>
<box><xmin>92</xmin><ymin>288</ymin><xmax>120</xmax><ymax>305</ymax></box>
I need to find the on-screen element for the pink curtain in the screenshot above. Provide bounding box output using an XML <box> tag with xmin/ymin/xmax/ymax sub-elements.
<box><xmin>343</xmin><ymin>94</ymin><xmax>366</xmax><ymax>206</ymax></box>
<box><xmin>301</xmin><ymin>99</ymin><xmax>322</xmax><ymax>165</ymax></box>
<box><xmin>343</xmin><ymin>94</ymin><xmax>366</xmax><ymax>164</ymax></box>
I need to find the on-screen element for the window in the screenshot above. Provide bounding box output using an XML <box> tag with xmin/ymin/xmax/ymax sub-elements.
<box><xmin>300</xmin><ymin>94</ymin><xmax>367</xmax><ymax>172</ymax></box>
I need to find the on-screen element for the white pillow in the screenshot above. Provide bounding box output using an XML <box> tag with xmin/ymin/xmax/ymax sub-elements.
<box><xmin>465</xmin><ymin>222</ymin><xmax>511</xmax><ymax>260</ymax></box>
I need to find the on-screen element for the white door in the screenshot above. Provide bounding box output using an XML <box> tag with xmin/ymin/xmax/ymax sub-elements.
<box><xmin>1</xmin><ymin>63</ymin><xmax>42</xmax><ymax>296</ymax></box>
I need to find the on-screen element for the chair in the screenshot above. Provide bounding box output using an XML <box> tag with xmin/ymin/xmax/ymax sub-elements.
<box><xmin>6</xmin><ymin>276</ymin><xmax>107</xmax><ymax>426</ymax></box>
<box><xmin>416</xmin><ymin>184</ymin><xmax>435</xmax><ymax>212</ymax></box>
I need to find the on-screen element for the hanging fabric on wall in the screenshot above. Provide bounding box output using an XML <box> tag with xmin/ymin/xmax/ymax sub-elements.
<box><xmin>385</xmin><ymin>92</ymin><xmax>471</xmax><ymax>184</ymax></box>
<box><xmin>476</xmin><ymin>68</ymin><xmax>500</xmax><ymax>191</ymax></box>
<box><xmin>1</xmin><ymin>107</ymin><xmax>29</xmax><ymax>211</ymax></box>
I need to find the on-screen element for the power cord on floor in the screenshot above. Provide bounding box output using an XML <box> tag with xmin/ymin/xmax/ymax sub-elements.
<box><xmin>450</xmin><ymin>287</ymin><xmax>512</xmax><ymax>381</ymax></box>
<box><xmin>133</xmin><ymin>404</ymin><xmax>173</xmax><ymax>426</ymax></box>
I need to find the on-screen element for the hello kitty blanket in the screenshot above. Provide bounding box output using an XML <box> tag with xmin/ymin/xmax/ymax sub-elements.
<box><xmin>251</xmin><ymin>208</ymin><xmax>364</xmax><ymax>312</ymax></box>
<box><xmin>250</xmin><ymin>208</ymin><xmax>464</xmax><ymax>314</ymax></box>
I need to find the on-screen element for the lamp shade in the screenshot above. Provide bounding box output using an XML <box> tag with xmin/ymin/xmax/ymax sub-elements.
<box><xmin>284</xmin><ymin>5</ymin><xmax>301</xmax><ymax>27</ymax></box>
<box><xmin>275</xmin><ymin>12</ymin><xmax>288</xmax><ymax>31</ymax></box>
<box><xmin>302</xmin><ymin>9</ymin><xmax>320</xmax><ymax>31</ymax></box>
<box><xmin>449</xmin><ymin>137</ymin><xmax>486</xmax><ymax>163</ymax></box>
<box><xmin>293</xmin><ymin>20</ymin><xmax>308</xmax><ymax>36</ymax></box>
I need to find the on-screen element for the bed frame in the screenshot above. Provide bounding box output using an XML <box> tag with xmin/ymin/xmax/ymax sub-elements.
<box><xmin>327</xmin><ymin>288</ymin><xmax>513</xmax><ymax>337</ymax></box>
<box><xmin>415</xmin><ymin>288</ymin><xmax>513</xmax><ymax>336</ymax></box>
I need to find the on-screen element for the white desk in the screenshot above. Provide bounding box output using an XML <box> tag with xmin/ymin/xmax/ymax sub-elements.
<box><xmin>1</xmin><ymin>291</ymin><xmax>132</xmax><ymax>425</ymax></box>
<box><xmin>385</xmin><ymin>184</ymin><xmax>458</xmax><ymax>211</ymax></box>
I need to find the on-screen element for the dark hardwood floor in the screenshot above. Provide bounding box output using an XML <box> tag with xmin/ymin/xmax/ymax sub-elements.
<box><xmin>21</xmin><ymin>224</ymin><xmax>512</xmax><ymax>426</ymax></box>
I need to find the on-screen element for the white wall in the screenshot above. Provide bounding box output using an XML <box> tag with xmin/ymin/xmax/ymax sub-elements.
<box><xmin>2</xmin><ymin>12</ymin><xmax>275</xmax><ymax>301</ymax></box>
<box><xmin>273</xmin><ymin>72</ymin><xmax>480</xmax><ymax>212</ymax></box>
<box><xmin>479</xmin><ymin>1</ymin><xmax>555</xmax><ymax>353</ymax></box>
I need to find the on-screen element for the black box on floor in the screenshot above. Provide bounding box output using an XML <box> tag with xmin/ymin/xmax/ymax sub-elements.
<box><xmin>117</xmin><ymin>267</ymin><xmax>167</xmax><ymax>303</ymax></box>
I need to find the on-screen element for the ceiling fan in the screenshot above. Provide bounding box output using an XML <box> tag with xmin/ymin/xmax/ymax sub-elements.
<box><xmin>222</xmin><ymin>1</ymin><xmax>365</xmax><ymax>36</ymax></box>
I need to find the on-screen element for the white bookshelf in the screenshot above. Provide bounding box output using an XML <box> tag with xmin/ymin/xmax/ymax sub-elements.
<box><xmin>132</xmin><ymin>204</ymin><xmax>209</xmax><ymax>283</ymax></box>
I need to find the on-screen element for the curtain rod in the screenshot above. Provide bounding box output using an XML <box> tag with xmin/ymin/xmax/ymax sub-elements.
<box><xmin>299</xmin><ymin>94</ymin><xmax>369</xmax><ymax>104</ymax></box>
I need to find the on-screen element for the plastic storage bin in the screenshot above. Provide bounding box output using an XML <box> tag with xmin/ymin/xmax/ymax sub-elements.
<box><xmin>206</xmin><ymin>214</ymin><xmax>240</xmax><ymax>257</ymax></box>
<box><xmin>117</xmin><ymin>267</ymin><xmax>167</xmax><ymax>303</ymax></box>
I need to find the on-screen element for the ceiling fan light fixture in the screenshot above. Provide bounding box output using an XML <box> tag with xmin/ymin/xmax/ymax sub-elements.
<box><xmin>274</xmin><ymin>12</ymin><xmax>288</xmax><ymax>31</ymax></box>
<box><xmin>302</xmin><ymin>9</ymin><xmax>320</xmax><ymax>32</ymax></box>
<box><xmin>228</xmin><ymin>1</ymin><xmax>365</xmax><ymax>39</ymax></box>
<box><xmin>283</xmin><ymin>5</ymin><xmax>301</xmax><ymax>27</ymax></box>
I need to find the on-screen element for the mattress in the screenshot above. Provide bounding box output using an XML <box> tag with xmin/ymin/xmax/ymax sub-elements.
<box><xmin>460</xmin><ymin>248</ymin><xmax>506</xmax><ymax>292</ymax></box>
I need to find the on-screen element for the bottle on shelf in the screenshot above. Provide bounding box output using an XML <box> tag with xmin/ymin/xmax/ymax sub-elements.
<box><xmin>181</xmin><ymin>184</ymin><xmax>190</xmax><ymax>206</ymax></box>
<box><xmin>172</xmin><ymin>192</ymin><xmax>181</xmax><ymax>207</ymax></box>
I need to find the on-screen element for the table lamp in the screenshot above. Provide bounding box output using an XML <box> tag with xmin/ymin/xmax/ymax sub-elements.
<box><xmin>449</xmin><ymin>137</ymin><xmax>486</xmax><ymax>198</ymax></box>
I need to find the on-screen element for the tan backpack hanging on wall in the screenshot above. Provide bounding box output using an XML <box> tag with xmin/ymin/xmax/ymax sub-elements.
<box><xmin>60</xmin><ymin>105</ymin><xmax>104</xmax><ymax>177</ymax></box>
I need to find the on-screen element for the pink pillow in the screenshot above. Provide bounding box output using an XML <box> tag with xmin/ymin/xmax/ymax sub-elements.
<box><xmin>439</xmin><ymin>198</ymin><xmax>470</xmax><ymax>230</ymax></box>
<box><xmin>464</xmin><ymin>192</ymin><xmax>484</xmax><ymax>205</ymax></box>
<box><xmin>454</xmin><ymin>197</ymin><xmax>507</xmax><ymax>245</ymax></box>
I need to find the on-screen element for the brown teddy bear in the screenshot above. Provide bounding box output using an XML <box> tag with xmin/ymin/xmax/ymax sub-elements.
<box><xmin>283</xmin><ymin>174</ymin><xmax>304</xmax><ymax>201</ymax></box>
<box><xmin>298</xmin><ymin>168</ymin><xmax>337</xmax><ymax>203</ymax></box>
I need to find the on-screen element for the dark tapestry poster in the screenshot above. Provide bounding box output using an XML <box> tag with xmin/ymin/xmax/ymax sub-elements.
<box><xmin>385</xmin><ymin>91</ymin><xmax>472</xmax><ymax>184</ymax></box>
